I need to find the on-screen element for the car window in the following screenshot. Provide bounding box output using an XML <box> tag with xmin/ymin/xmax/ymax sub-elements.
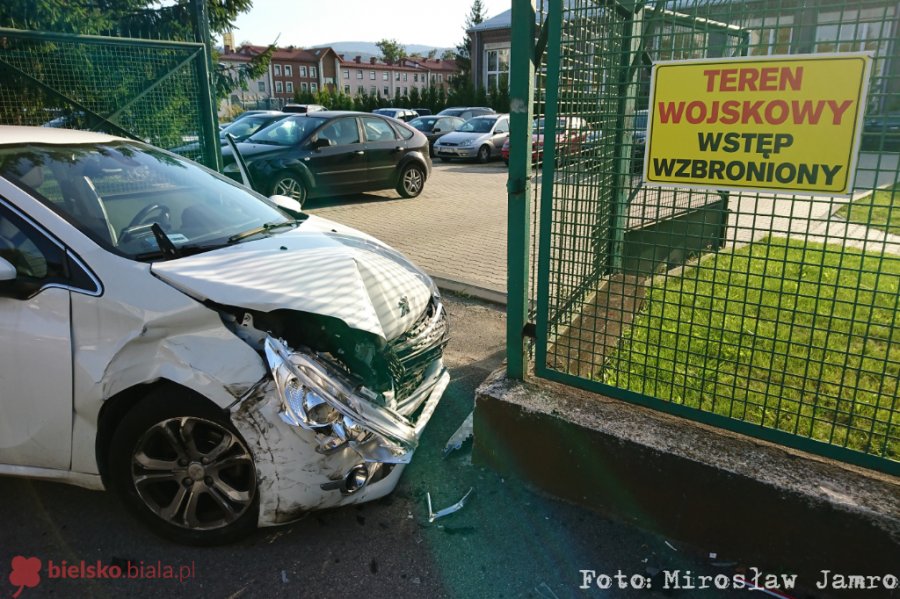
<box><xmin>494</xmin><ymin>119</ymin><xmax>509</xmax><ymax>134</ymax></box>
<box><xmin>394</xmin><ymin>123</ymin><xmax>414</xmax><ymax>140</ymax></box>
<box><xmin>459</xmin><ymin>118</ymin><xmax>495</xmax><ymax>133</ymax></box>
<box><xmin>0</xmin><ymin>142</ymin><xmax>291</xmax><ymax>261</ymax></box>
<box><xmin>318</xmin><ymin>118</ymin><xmax>360</xmax><ymax>145</ymax></box>
<box><xmin>0</xmin><ymin>202</ymin><xmax>65</xmax><ymax>281</ymax></box>
<box><xmin>362</xmin><ymin>117</ymin><xmax>398</xmax><ymax>142</ymax></box>
<box><xmin>409</xmin><ymin>117</ymin><xmax>436</xmax><ymax>132</ymax></box>
<box><xmin>247</xmin><ymin>116</ymin><xmax>321</xmax><ymax>146</ymax></box>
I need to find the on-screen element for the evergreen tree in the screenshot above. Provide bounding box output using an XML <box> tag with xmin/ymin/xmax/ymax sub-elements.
<box><xmin>454</xmin><ymin>0</ymin><xmax>487</xmax><ymax>90</ymax></box>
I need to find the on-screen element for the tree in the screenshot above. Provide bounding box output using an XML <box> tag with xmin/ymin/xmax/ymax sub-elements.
<box><xmin>0</xmin><ymin>0</ymin><xmax>269</xmax><ymax>154</ymax></box>
<box><xmin>454</xmin><ymin>0</ymin><xmax>487</xmax><ymax>89</ymax></box>
<box><xmin>376</xmin><ymin>38</ymin><xmax>406</xmax><ymax>64</ymax></box>
<box><xmin>427</xmin><ymin>48</ymin><xmax>437</xmax><ymax>60</ymax></box>
<box><xmin>441</xmin><ymin>49</ymin><xmax>456</xmax><ymax>61</ymax></box>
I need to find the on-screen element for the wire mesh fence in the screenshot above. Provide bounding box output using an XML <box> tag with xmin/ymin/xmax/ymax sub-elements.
<box><xmin>521</xmin><ymin>0</ymin><xmax>900</xmax><ymax>473</ymax></box>
<box><xmin>0</xmin><ymin>28</ymin><xmax>218</xmax><ymax>168</ymax></box>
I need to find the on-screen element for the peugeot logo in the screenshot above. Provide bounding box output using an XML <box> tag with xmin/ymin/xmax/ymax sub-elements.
<box><xmin>398</xmin><ymin>296</ymin><xmax>410</xmax><ymax>316</ymax></box>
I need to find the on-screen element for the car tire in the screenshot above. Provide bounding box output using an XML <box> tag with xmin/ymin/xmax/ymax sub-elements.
<box><xmin>476</xmin><ymin>145</ymin><xmax>491</xmax><ymax>163</ymax></box>
<box><xmin>397</xmin><ymin>163</ymin><xmax>426</xmax><ymax>198</ymax></box>
<box><xmin>269</xmin><ymin>172</ymin><xmax>307</xmax><ymax>204</ymax></box>
<box><xmin>108</xmin><ymin>388</ymin><xmax>259</xmax><ymax>546</ymax></box>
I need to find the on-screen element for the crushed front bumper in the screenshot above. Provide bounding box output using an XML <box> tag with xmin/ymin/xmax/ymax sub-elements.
<box><xmin>230</xmin><ymin>340</ymin><xmax>449</xmax><ymax>526</ymax></box>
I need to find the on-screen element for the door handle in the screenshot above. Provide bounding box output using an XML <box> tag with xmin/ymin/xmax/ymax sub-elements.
<box><xmin>355</xmin><ymin>150</ymin><xmax>365</xmax><ymax>155</ymax></box>
<box><xmin>394</xmin><ymin>146</ymin><xmax>405</xmax><ymax>151</ymax></box>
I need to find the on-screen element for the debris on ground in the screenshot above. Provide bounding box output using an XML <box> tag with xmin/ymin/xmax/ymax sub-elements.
<box><xmin>426</xmin><ymin>487</ymin><xmax>474</xmax><ymax>522</ymax></box>
<box><xmin>442</xmin><ymin>412</ymin><xmax>474</xmax><ymax>457</ymax></box>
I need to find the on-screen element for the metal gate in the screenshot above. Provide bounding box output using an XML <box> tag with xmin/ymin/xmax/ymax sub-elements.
<box><xmin>508</xmin><ymin>0</ymin><xmax>900</xmax><ymax>474</ymax></box>
<box><xmin>0</xmin><ymin>27</ymin><xmax>220</xmax><ymax>169</ymax></box>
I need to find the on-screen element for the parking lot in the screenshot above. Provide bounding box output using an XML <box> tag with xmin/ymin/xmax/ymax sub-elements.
<box><xmin>306</xmin><ymin>161</ymin><xmax>509</xmax><ymax>295</ymax></box>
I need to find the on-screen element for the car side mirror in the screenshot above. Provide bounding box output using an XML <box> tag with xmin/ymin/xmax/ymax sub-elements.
<box><xmin>313</xmin><ymin>137</ymin><xmax>334</xmax><ymax>150</ymax></box>
<box><xmin>270</xmin><ymin>194</ymin><xmax>304</xmax><ymax>214</ymax></box>
<box><xmin>0</xmin><ymin>256</ymin><xmax>33</xmax><ymax>300</ymax></box>
<box><xmin>0</xmin><ymin>256</ymin><xmax>16</xmax><ymax>282</ymax></box>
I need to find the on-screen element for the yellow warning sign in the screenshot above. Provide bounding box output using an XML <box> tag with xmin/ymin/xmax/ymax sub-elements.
<box><xmin>643</xmin><ymin>54</ymin><xmax>872</xmax><ymax>195</ymax></box>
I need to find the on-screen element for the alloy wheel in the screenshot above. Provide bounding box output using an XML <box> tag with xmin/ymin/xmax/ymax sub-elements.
<box><xmin>273</xmin><ymin>176</ymin><xmax>306</xmax><ymax>203</ymax></box>
<box><xmin>131</xmin><ymin>417</ymin><xmax>256</xmax><ymax>531</ymax></box>
<box><xmin>403</xmin><ymin>167</ymin><xmax>423</xmax><ymax>195</ymax></box>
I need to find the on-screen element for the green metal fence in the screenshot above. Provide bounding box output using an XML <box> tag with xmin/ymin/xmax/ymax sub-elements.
<box><xmin>0</xmin><ymin>27</ymin><xmax>220</xmax><ymax>169</ymax></box>
<box><xmin>508</xmin><ymin>0</ymin><xmax>900</xmax><ymax>475</ymax></box>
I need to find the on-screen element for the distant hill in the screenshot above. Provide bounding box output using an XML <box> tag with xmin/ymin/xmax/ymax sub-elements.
<box><xmin>313</xmin><ymin>41</ymin><xmax>453</xmax><ymax>59</ymax></box>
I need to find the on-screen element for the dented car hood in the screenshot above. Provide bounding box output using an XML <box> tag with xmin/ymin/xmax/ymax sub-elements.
<box><xmin>151</xmin><ymin>215</ymin><xmax>433</xmax><ymax>341</ymax></box>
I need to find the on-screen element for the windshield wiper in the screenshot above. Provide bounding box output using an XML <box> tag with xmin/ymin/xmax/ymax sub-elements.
<box><xmin>228</xmin><ymin>220</ymin><xmax>298</xmax><ymax>243</ymax></box>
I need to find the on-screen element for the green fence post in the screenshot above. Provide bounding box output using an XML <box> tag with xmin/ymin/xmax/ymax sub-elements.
<box><xmin>190</xmin><ymin>0</ymin><xmax>221</xmax><ymax>171</ymax></box>
<box><xmin>507</xmin><ymin>0</ymin><xmax>537</xmax><ymax>380</ymax></box>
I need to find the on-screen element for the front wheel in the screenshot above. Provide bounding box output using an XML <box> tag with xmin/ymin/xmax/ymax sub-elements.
<box><xmin>108</xmin><ymin>389</ymin><xmax>259</xmax><ymax>545</ymax></box>
<box><xmin>476</xmin><ymin>145</ymin><xmax>491</xmax><ymax>163</ymax></box>
<box><xmin>397</xmin><ymin>163</ymin><xmax>426</xmax><ymax>198</ymax></box>
<box><xmin>270</xmin><ymin>172</ymin><xmax>307</xmax><ymax>204</ymax></box>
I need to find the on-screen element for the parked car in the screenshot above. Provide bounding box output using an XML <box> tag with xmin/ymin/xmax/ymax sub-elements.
<box><xmin>408</xmin><ymin>115</ymin><xmax>466</xmax><ymax>156</ymax></box>
<box><xmin>220</xmin><ymin>109</ymin><xmax>277</xmax><ymax>129</ymax></box>
<box><xmin>436</xmin><ymin>106</ymin><xmax>496</xmax><ymax>121</ymax></box>
<box><xmin>433</xmin><ymin>114</ymin><xmax>510</xmax><ymax>163</ymax></box>
<box><xmin>282</xmin><ymin>104</ymin><xmax>328</xmax><ymax>114</ymax></box>
<box><xmin>173</xmin><ymin>112</ymin><xmax>290</xmax><ymax>155</ymax></box>
<box><xmin>0</xmin><ymin>125</ymin><xmax>449</xmax><ymax>544</ymax></box>
<box><xmin>500</xmin><ymin>116</ymin><xmax>591</xmax><ymax>165</ymax></box>
<box><xmin>372</xmin><ymin>108</ymin><xmax>419</xmax><ymax>122</ymax></box>
<box><xmin>861</xmin><ymin>112</ymin><xmax>900</xmax><ymax>152</ymax></box>
<box><xmin>411</xmin><ymin>107</ymin><xmax>432</xmax><ymax>116</ymax></box>
<box><xmin>222</xmin><ymin>112</ymin><xmax>431</xmax><ymax>202</ymax></box>
<box><xmin>631</xmin><ymin>109</ymin><xmax>648</xmax><ymax>173</ymax></box>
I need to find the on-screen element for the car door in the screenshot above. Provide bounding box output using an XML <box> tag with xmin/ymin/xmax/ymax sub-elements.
<box><xmin>491</xmin><ymin>117</ymin><xmax>510</xmax><ymax>154</ymax></box>
<box><xmin>0</xmin><ymin>200</ymin><xmax>74</xmax><ymax>469</ymax></box>
<box><xmin>361</xmin><ymin>116</ymin><xmax>403</xmax><ymax>186</ymax></box>
<box><xmin>304</xmin><ymin>117</ymin><xmax>367</xmax><ymax>195</ymax></box>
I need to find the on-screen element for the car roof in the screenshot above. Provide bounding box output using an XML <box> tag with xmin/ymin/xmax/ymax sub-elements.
<box><xmin>307</xmin><ymin>111</ymin><xmax>391</xmax><ymax>118</ymax></box>
<box><xmin>0</xmin><ymin>125</ymin><xmax>123</xmax><ymax>146</ymax></box>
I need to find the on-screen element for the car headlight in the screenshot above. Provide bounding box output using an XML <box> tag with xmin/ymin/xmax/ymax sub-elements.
<box><xmin>281</xmin><ymin>379</ymin><xmax>341</xmax><ymax>428</ymax></box>
<box><xmin>264</xmin><ymin>337</ymin><xmax>420</xmax><ymax>463</ymax></box>
<box><xmin>460</xmin><ymin>139</ymin><xmax>473</xmax><ymax>147</ymax></box>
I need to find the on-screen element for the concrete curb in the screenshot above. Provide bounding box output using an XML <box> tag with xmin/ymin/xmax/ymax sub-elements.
<box><xmin>431</xmin><ymin>274</ymin><xmax>507</xmax><ymax>306</ymax></box>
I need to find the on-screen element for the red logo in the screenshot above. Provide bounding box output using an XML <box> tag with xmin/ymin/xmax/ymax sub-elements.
<box><xmin>9</xmin><ymin>556</ymin><xmax>41</xmax><ymax>598</ymax></box>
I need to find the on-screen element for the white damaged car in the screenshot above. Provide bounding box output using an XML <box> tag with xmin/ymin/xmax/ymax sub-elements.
<box><xmin>0</xmin><ymin>126</ymin><xmax>449</xmax><ymax>544</ymax></box>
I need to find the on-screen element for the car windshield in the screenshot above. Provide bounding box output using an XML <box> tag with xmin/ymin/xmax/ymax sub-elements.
<box><xmin>409</xmin><ymin>117</ymin><xmax>437</xmax><ymax>132</ymax></box>
<box><xmin>458</xmin><ymin>118</ymin><xmax>495</xmax><ymax>133</ymax></box>
<box><xmin>221</xmin><ymin>115</ymin><xmax>283</xmax><ymax>141</ymax></box>
<box><xmin>0</xmin><ymin>142</ymin><xmax>294</xmax><ymax>261</ymax></box>
<box><xmin>247</xmin><ymin>116</ymin><xmax>322</xmax><ymax>146</ymax></box>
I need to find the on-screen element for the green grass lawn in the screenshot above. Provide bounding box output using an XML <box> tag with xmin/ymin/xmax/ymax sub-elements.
<box><xmin>836</xmin><ymin>183</ymin><xmax>900</xmax><ymax>236</ymax></box>
<box><xmin>603</xmin><ymin>237</ymin><xmax>900</xmax><ymax>460</ymax></box>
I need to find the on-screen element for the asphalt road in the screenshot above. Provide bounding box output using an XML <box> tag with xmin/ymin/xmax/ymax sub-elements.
<box><xmin>0</xmin><ymin>293</ymin><xmax>733</xmax><ymax>599</ymax></box>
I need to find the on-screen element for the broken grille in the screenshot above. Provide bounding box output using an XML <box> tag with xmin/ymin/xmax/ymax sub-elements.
<box><xmin>386</xmin><ymin>297</ymin><xmax>449</xmax><ymax>400</ymax></box>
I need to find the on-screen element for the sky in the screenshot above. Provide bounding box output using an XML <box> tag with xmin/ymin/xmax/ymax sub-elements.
<box><xmin>226</xmin><ymin>0</ymin><xmax>511</xmax><ymax>49</ymax></box>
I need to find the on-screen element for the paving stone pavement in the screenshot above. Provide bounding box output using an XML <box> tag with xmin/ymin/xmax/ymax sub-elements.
<box><xmin>306</xmin><ymin>161</ymin><xmax>509</xmax><ymax>294</ymax></box>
